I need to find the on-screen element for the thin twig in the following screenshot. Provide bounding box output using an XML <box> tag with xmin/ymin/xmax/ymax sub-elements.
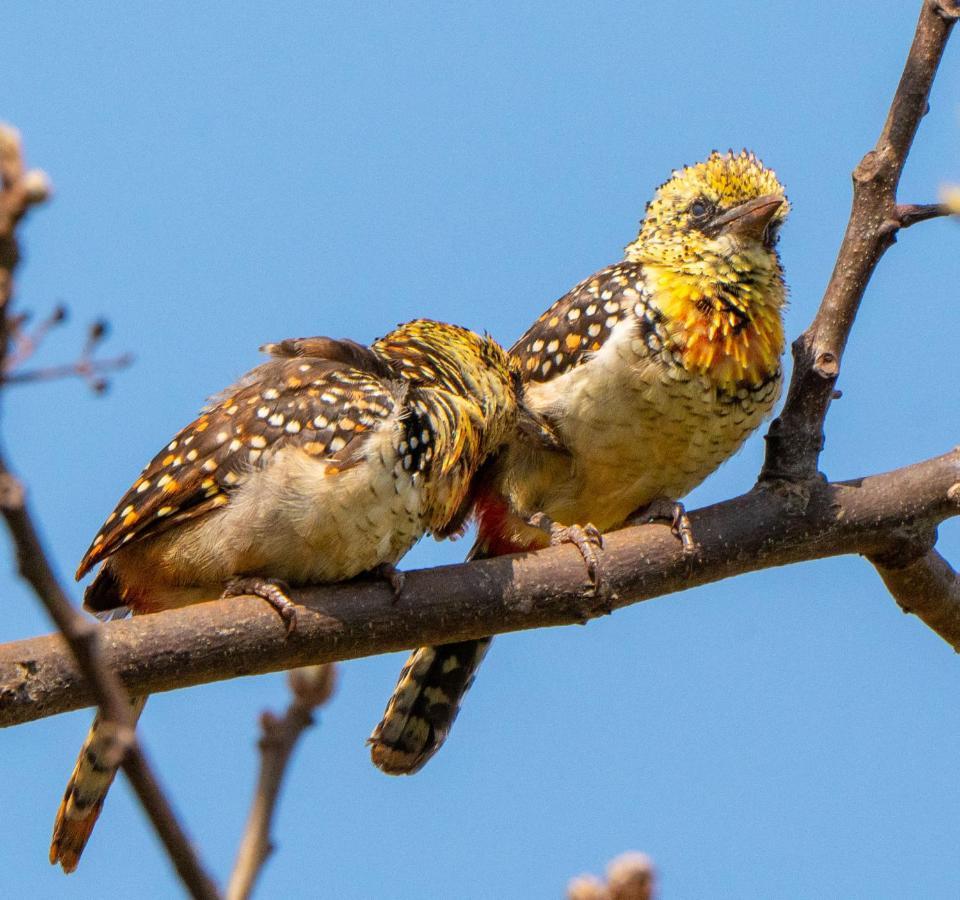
<box><xmin>5</xmin><ymin>303</ymin><xmax>67</xmax><ymax>369</ymax></box>
<box><xmin>2</xmin><ymin>445</ymin><xmax>960</xmax><ymax>728</ymax></box>
<box><xmin>892</xmin><ymin>201</ymin><xmax>955</xmax><ymax>228</ymax></box>
<box><xmin>3</xmin><ymin>305</ymin><xmax>134</xmax><ymax>393</ymax></box>
<box><xmin>3</xmin><ymin>352</ymin><xmax>135</xmax><ymax>388</ymax></box>
<box><xmin>227</xmin><ymin>665</ymin><xmax>338</xmax><ymax>900</ymax></box>
<box><xmin>761</xmin><ymin>1</ymin><xmax>958</xmax><ymax>481</ymax></box>
<box><xmin>0</xmin><ymin>123</ymin><xmax>221</xmax><ymax>899</ymax></box>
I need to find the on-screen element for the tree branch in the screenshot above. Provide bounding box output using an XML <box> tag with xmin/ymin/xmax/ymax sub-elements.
<box><xmin>892</xmin><ymin>201</ymin><xmax>955</xmax><ymax>228</ymax></box>
<box><xmin>1</xmin><ymin>446</ymin><xmax>958</xmax><ymax>728</ymax></box>
<box><xmin>0</xmin><ymin>124</ymin><xmax>221</xmax><ymax>899</ymax></box>
<box><xmin>872</xmin><ymin>548</ymin><xmax>960</xmax><ymax>650</ymax></box>
<box><xmin>227</xmin><ymin>664</ymin><xmax>338</xmax><ymax>900</ymax></box>
<box><xmin>761</xmin><ymin>1</ymin><xmax>957</xmax><ymax>482</ymax></box>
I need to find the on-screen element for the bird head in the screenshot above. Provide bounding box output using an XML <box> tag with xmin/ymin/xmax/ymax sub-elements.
<box><xmin>626</xmin><ymin>150</ymin><xmax>788</xmax><ymax>278</ymax></box>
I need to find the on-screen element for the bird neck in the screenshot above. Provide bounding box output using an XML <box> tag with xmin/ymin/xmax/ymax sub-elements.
<box><xmin>639</xmin><ymin>258</ymin><xmax>785</xmax><ymax>390</ymax></box>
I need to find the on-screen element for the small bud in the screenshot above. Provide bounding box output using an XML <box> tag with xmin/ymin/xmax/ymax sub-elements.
<box><xmin>89</xmin><ymin>319</ymin><xmax>109</xmax><ymax>341</ymax></box>
<box><xmin>288</xmin><ymin>663</ymin><xmax>337</xmax><ymax>709</ymax></box>
<box><xmin>22</xmin><ymin>169</ymin><xmax>52</xmax><ymax>204</ymax></box>
<box><xmin>940</xmin><ymin>184</ymin><xmax>960</xmax><ymax>216</ymax></box>
<box><xmin>51</xmin><ymin>304</ymin><xmax>68</xmax><ymax>323</ymax></box>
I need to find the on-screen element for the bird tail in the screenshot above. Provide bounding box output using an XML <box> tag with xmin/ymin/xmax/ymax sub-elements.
<box><xmin>50</xmin><ymin>694</ymin><xmax>148</xmax><ymax>873</ymax></box>
<box><xmin>369</xmin><ymin>490</ymin><xmax>539</xmax><ymax>775</ymax></box>
<box><xmin>51</xmin><ymin>575</ymin><xmax>145</xmax><ymax>874</ymax></box>
<box><xmin>368</xmin><ymin>638</ymin><xmax>493</xmax><ymax>774</ymax></box>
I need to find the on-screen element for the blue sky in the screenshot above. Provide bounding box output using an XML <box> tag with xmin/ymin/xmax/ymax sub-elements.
<box><xmin>2</xmin><ymin>2</ymin><xmax>959</xmax><ymax>898</ymax></box>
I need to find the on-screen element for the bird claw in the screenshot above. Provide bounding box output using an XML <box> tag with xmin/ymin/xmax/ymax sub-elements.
<box><xmin>373</xmin><ymin>562</ymin><xmax>406</xmax><ymax>603</ymax></box>
<box><xmin>222</xmin><ymin>576</ymin><xmax>299</xmax><ymax>635</ymax></box>
<box><xmin>628</xmin><ymin>498</ymin><xmax>696</xmax><ymax>553</ymax></box>
<box><xmin>527</xmin><ymin>512</ymin><xmax>615</xmax><ymax>612</ymax></box>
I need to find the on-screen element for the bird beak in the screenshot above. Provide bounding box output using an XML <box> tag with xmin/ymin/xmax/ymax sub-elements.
<box><xmin>709</xmin><ymin>193</ymin><xmax>783</xmax><ymax>240</ymax></box>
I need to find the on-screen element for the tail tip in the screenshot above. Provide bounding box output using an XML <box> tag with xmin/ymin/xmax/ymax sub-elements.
<box><xmin>367</xmin><ymin>736</ymin><xmax>427</xmax><ymax>776</ymax></box>
<box><xmin>50</xmin><ymin>813</ymin><xmax>97</xmax><ymax>874</ymax></box>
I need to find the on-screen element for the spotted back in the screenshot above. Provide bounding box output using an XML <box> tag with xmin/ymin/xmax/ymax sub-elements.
<box><xmin>76</xmin><ymin>349</ymin><xmax>406</xmax><ymax>579</ymax></box>
<box><xmin>511</xmin><ymin>262</ymin><xmax>646</xmax><ymax>383</ymax></box>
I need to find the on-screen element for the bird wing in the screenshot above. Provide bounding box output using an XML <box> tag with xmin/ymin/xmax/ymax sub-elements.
<box><xmin>76</xmin><ymin>356</ymin><xmax>404</xmax><ymax>579</ymax></box>
<box><xmin>510</xmin><ymin>261</ymin><xmax>646</xmax><ymax>383</ymax></box>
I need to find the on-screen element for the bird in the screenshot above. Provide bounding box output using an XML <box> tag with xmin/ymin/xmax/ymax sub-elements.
<box><xmin>50</xmin><ymin>317</ymin><xmax>547</xmax><ymax>873</ymax></box>
<box><xmin>369</xmin><ymin>150</ymin><xmax>789</xmax><ymax>775</ymax></box>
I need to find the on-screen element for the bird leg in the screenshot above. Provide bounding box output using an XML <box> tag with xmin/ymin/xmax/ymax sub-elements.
<box><xmin>527</xmin><ymin>512</ymin><xmax>615</xmax><ymax>612</ymax></box>
<box><xmin>373</xmin><ymin>562</ymin><xmax>406</xmax><ymax>602</ymax></box>
<box><xmin>627</xmin><ymin>497</ymin><xmax>696</xmax><ymax>552</ymax></box>
<box><xmin>222</xmin><ymin>576</ymin><xmax>299</xmax><ymax>635</ymax></box>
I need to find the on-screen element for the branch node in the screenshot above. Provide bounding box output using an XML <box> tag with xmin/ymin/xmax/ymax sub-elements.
<box><xmin>853</xmin><ymin>149</ymin><xmax>882</xmax><ymax>183</ymax></box>
<box><xmin>867</xmin><ymin>527</ymin><xmax>937</xmax><ymax>570</ymax></box>
<box><xmin>878</xmin><ymin>218</ymin><xmax>901</xmax><ymax>239</ymax></box>
<box><xmin>931</xmin><ymin>0</ymin><xmax>960</xmax><ymax>21</ymax></box>
<box><xmin>812</xmin><ymin>351</ymin><xmax>839</xmax><ymax>379</ymax></box>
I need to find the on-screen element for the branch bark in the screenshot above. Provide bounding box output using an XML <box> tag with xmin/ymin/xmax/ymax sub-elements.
<box><xmin>872</xmin><ymin>548</ymin><xmax>960</xmax><ymax>647</ymax></box>
<box><xmin>761</xmin><ymin>0</ymin><xmax>958</xmax><ymax>482</ymax></box>
<box><xmin>2</xmin><ymin>446</ymin><xmax>958</xmax><ymax>728</ymax></box>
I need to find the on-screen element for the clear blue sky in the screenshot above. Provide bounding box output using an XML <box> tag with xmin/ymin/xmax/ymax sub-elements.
<box><xmin>3</xmin><ymin>3</ymin><xmax>959</xmax><ymax>898</ymax></box>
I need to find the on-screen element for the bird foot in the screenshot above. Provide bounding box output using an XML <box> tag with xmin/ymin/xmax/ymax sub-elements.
<box><xmin>222</xmin><ymin>576</ymin><xmax>299</xmax><ymax>635</ymax></box>
<box><xmin>373</xmin><ymin>562</ymin><xmax>406</xmax><ymax>602</ymax></box>
<box><xmin>628</xmin><ymin>497</ymin><xmax>696</xmax><ymax>553</ymax></box>
<box><xmin>527</xmin><ymin>512</ymin><xmax>615</xmax><ymax>613</ymax></box>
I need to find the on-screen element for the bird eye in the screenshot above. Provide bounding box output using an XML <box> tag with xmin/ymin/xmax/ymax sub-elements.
<box><xmin>689</xmin><ymin>198</ymin><xmax>711</xmax><ymax>222</ymax></box>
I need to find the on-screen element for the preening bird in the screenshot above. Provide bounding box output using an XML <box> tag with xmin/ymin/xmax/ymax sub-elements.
<box><xmin>50</xmin><ymin>318</ymin><xmax>536</xmax><ymax>872</ymax></box>
<box><xmin>370</xmin><ymin>150</ymin><xmax>789</xmax><ymax>775</ymax></box>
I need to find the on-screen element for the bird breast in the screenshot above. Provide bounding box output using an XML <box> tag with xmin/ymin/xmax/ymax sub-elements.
<box><xmin>517</xmin><ymin>315</ymin><xmax>780</xmax><ymax>530</ymax></box>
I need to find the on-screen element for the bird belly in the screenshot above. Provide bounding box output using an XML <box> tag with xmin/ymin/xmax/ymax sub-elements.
<box><xmin>521</xmin><ymin>323</ymin><xmax>779</xmax><ymax>530</ymax></box>
<box><xmin>108</xmin><ymin>432</ymin><xmax>427</xmax><ymax>608</ymax></box>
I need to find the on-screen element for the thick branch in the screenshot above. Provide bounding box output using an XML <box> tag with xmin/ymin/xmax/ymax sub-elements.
<box><xmin>2</xmin><ymin>447</ymin><xmax>958</xmax><ymax>729</ymax></box>
<box><xmin>762</xmin><ymin>1</ymin><xmax>956</xmax><ymax>481</ymax></box>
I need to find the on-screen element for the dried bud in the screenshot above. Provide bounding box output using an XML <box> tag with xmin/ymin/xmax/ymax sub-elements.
<box><xmin>89</xmin><ymin>319</ymin><xmax>109</xmax><ymax>342</ymax></box>
<box><xmin>288</xmin><ymin>663</ymin><xmax>337</xmax><ymax>709</ymax></box>
<box><xmin>22</xmin><ymin>169</ymin><xmax>52</xmax><ymax>204</ymax></box>
<box><xmin>940</xmin><ymin>184</ymin><xmax>960</xmax><ymax>216</ymax></box>
<box><xmin>606</xmin><ymin>852</ymin><xmax>655</xmax><ymax>900</ymax></box>
<box><xmin>566</xmin><ymin>875</ymin><xmax>609</xmax><ymax>900</ymax></box>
